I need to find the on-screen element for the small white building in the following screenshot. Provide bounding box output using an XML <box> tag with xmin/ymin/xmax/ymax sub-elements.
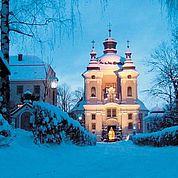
<box><xmin>143</xmin><ymin>106</ymin><xmax>165</xmax><ymax>133</ymax></box>
<box><xmin>9</xmin><ymin>54</ymin><xmax>58</xmax><ymax>109</ymax></box>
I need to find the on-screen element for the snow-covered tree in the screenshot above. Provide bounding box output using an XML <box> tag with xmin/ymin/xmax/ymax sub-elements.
<box><xmin>31</xmin><ymin>102</ymin><xmax>96</xmax><ymax>146</ymax></box>
<box><xmin>0</xmin><ymin>113</ymin><xmax>13</xmax><ymax>146</ymax></box>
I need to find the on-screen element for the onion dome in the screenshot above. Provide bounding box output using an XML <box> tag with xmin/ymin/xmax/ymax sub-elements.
<box><xmin>87</xmin><ymin>41</ymin><xmax>100</xmax><ymax>70</ymax></box>
<box><xmin>103</xmin><ymin>28</ymin><xmax>117</xmax><ymax>54</ymax></box>
<box><xmin>123</xmin><ymin>41</ymin><xmax>136</xmax><ymax>70</ymax></box>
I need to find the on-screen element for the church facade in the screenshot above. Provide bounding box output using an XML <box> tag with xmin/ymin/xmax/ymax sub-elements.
<box><xmin>82</xmin><ymin>30</ymin><xmax>148</xmax><ymax>141</ymax></box>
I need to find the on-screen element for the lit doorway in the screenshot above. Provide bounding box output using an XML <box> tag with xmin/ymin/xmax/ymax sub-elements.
<box><xmin>108</xmin><ymin>125</ymin><xmax>116</xmax><ymax>141</ymax></box>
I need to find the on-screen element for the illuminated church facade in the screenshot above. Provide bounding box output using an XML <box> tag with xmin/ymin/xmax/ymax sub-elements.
<box><xmin>82</xmin><ymin>30</ymin><xmax>148</xmax><ymax>141</ymax></box>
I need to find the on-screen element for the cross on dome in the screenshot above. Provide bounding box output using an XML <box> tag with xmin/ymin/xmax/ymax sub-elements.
<box><xmin>90</xmin><ymin>40</ymin><xmax>97</xmax><ymax>59</ymax></box>
<box><xmin>91</xmin><ymin>40</ymin><xmax>95</xmax><ymax>49</ymax></box>
<box><xmin>127</xmin><ymin>40</ymin><xmax>130</xmax><ymax>48</ymax></box>
<box><xmin>125</xmin><ymin>40</ymin><xmax>132</xmax><ymax>59</ymax></box>
<box><xmin>108</xmin><ymin>23</ymin><xmax>112</xmax><ymax>37</ymax></box>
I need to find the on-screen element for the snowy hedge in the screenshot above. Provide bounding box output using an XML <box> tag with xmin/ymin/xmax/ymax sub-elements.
<box><xmin>0</xmin><ymin>114</ymin><xmax>13</xmax><ymax>146</ymax></box>
<box><xmin>132</xmin><ymin>126</ymin><xmax>178</xmax><ymax>147</ymax></box>
<box><xmin>31</xmin><ymin>102</ymin><xmax>96</xmax><ymax>146</ymax></box>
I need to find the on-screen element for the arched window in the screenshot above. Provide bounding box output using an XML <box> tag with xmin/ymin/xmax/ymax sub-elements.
<box><xmin>127</xmin><ymin>87</ymin><xmax>132</xmax><ymax>97</ymax></box>
<box><xmin>91</xmin><ymin>87</ymin><xmax>96</xmax><ymax>97</ymax></box>
<box><xmin>91</xmin><ymin>75</ymin><xmax>95</xmax><ymax>79</ymax></box>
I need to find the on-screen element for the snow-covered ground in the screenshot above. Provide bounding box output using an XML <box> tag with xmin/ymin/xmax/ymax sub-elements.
<box><xmin>0</xmin><ymin>129</ymin><xmax>178</xmax><ymax>178</ymax></box>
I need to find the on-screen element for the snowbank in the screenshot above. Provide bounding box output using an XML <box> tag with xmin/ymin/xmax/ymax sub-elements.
<box><xmin>132</xmin><ymin>126</ymin><xmax>178</xmax><ymax>147</ymax></box>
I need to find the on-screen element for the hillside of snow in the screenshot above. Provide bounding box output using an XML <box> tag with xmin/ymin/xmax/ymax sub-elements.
<box><xmin>0</xmin><ymin>129</ymin><xmax>178</xmax><ymax>178</ymax></box>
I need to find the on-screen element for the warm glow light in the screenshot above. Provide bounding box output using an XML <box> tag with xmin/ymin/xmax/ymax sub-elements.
<box><xmin>78</xmin><ymin>116</ymin><xmax>82</xmax><ymax>120</ymax></box>
<box><xmin>50</xmin><ymin>76</ymin><xmax>58</xmax><ymax>89</ymax></box>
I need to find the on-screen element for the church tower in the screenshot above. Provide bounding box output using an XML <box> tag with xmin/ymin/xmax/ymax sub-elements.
<box><xmin>118</xmin><ymin>41</ymin><xmax>139</xmax><ymax>103</ymax></box>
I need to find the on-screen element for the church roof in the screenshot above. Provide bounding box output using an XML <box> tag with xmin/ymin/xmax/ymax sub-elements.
<box><xmin>98</xmin><ymin>53</ymin><xmax>122</xmax><ymax>64</ymax></box>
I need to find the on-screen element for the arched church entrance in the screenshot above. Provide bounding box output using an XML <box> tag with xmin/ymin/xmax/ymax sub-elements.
<box><xmin>102</xmin><ymin>119</ymin><xmax>122</xmax><ymax>142</ymax></box>
<box><xmin>108</xmin><ymin>126</ymin><xmax>116</xmax><ymax>141</ymax></box>
<box><xmin>20</xmin><ymin>111</ymin><xmax>33</xmax><ymax>130</ymax></box>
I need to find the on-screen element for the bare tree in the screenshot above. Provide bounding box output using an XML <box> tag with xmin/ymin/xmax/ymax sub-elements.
<box><xmin>72</xmin><ymin>87</ymin><xmax>84</xmax><ymax>103</ymax></box>
<box><xmin>159</xmin><ymin>0</ymin><xmax>178</xmax><ymax>20</ymax></box>
<box><xmin>0</xmin><ymin>0</ymin><xmax>80</xmax><ymax>120</ymax></box>
<box><xmin>147</xmin><ymin>30</ymin><xmax>178</xmax><ymax>115</ymax></box>
<box><xmin>57</xmin><ymin>83</ymin><xmax>74</xmax><ymax>112</ymax></box>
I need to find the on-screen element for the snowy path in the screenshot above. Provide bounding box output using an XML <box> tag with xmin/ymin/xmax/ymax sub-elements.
<box><xmin>0</xmin><ymin>130</ymin><xmax>178</xmax><ymax>178</ymax></box>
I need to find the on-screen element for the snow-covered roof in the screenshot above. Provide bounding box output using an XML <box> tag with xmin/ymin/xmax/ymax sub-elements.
<box><xmin>71</xmin><ymin>98</ymin><xmax>86</xmax><ymax>112</ymax></box>
<box><xmin>137</xmin><ymin>99</ymin><xmax>149</xmax><ymax>111</ymax></box>
<box><xmin>98</xmin><ymin>53</ymin><xmax>123</xmax><ymax>64</ymax></box>
<box><xmin>10</xmin><ymin>55</ymin><xmax>45</xmax><ymax>66</ymax></box>
<box><xmin>144</xmin><ymin>112</ymin><xmax>165</xmax><ymax>122</ymax></box>
<box><xmin>150</xmin><ymin>106</ymin><xmax>164</xmax><ymax>113</ymax></box>
<box><xmin>9</xmin><ymin>55</ymin><xmax>49</xmax><ymax>81</ymax></box>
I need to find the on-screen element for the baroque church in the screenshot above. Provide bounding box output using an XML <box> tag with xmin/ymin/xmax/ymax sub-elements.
<box><xmin>81</xmin><ymin>29</ymin><xmax>148</xmax><ymax>141</ymax></box>
<box><xmin>82</xmin><ymin>29</ymin><xmax>148</xmax><ymax>141</ymax></box>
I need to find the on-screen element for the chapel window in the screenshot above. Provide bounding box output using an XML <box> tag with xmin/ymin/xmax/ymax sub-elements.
<box><xmin>127</xmin><ymin>87</ymin><xmax>132</xmax><ymax>97</ymax></box>
<box><xmin>91</xmin><ymin>87</ymin><xmax>96</xmax><ymax>97</ymax></box>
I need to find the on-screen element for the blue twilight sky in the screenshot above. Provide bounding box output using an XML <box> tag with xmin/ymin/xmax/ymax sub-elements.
<box><xmin>10</xmin><ymin>0</ymin><xmax>172</xmax><ymax>109</ymax></box>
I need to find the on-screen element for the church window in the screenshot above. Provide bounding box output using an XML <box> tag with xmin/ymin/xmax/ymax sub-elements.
<box><xmin>128</xmin><ymin>113</ymin><xmax>133</xmax><ymax>120</ymax></box>
<box><xmin>91</xmin><ymin>75</ymin><xmax>95</xmax><ymax>79</ymax></box>
<box><xmin>128</xmin><ymin>122</ymin><xmax>133</xmax><ymax>129</ymax></box>
<box><xmin>147</xmin><ymin>123</ymin><xmax>150</xmax><ymax>130</ymax></box>
<box><xmin>91</xmin><ymin>87</ymin><xmax>96</xmax><ymax>97</ymax></box>
<box><xmin>92</xmin><ymin>123</ymin><xmax>96</xmax><ymax>130</ymax></box>
<box><xmin>92</xmin><ymin>114</ymin><xmax>96</xmax><ymax>120</ymax></box>
<box><xmin>107</xmin><ymin>108</ymin><xmax>116</xmax><ymax>117</ymax></box>
<box><xmin>127</xmin><ymin>75</ymin><xmax>131</xmax><ymax>79</ymax></box>
<box><xmin>127</xmin><ymin>87</ymin><xmax>132</xmax><ymax>97</ymax></box>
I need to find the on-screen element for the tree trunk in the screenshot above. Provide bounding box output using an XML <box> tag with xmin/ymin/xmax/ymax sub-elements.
<box><xmin>1</xmin><ymin>0</ymin><xmax>9</xmax><ymax>62</ymax></box>
<box><xmin>0</xmin><ymin>0</ymin><xmax>10</xmax><ymax>121</ymax></box>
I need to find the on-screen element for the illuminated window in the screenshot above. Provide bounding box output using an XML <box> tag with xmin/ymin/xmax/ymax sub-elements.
<box><xmin>107</xmin><ymin>109</ymin><xmax>116</xmax><ymax>117</ymax></box>
<box><xmin>91</xmin><ymin>75</ymin><xmax>95</xmax><ymax>79</ymax></box>
<box><xmin>17</xmin><ymin>85</ymin><xmax>23</xmax><ymax>95</ymax></box>
<box><xmin>92</xmin><ymin>114</ymin><xmax>96</xmax><ymax>120</ymax></box>
<box><xmin>128</xmin><ymin>122</ymin><xmax>133</xmax><ymax>129</ymax></box>
<box><xmin>91</xmin><ymin>87</ymin><xmax>96</xmax><ymax>97</ymax></box>
<box><xmin>127</xmin><ymin>87</ymin><xmax>132</xmax><ymax>97</ymax></box>
<box><xmin>128</xmin><ymin>113</ymin><xmax>133</xmax><ymax>120</ymax></box>
<box><xmin>92</xmin><ymin>123</ymin><xmax>96</xmax><ymax>130</ymax></box>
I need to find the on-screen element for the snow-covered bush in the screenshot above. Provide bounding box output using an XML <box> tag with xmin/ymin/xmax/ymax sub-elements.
<box><xmin>0</xmin><ymin>114</ymin><xmax>13</xmax><ymax>146</ymax></box>
<box><xmin>132</xmin><ymin>126</ymin><xmax>178</xmax><ymax>147</ymax></box>
<box><xmin>31</xmin><ymin>102</ymin><xmax>96</xmax><ymax>146</ymax></box>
